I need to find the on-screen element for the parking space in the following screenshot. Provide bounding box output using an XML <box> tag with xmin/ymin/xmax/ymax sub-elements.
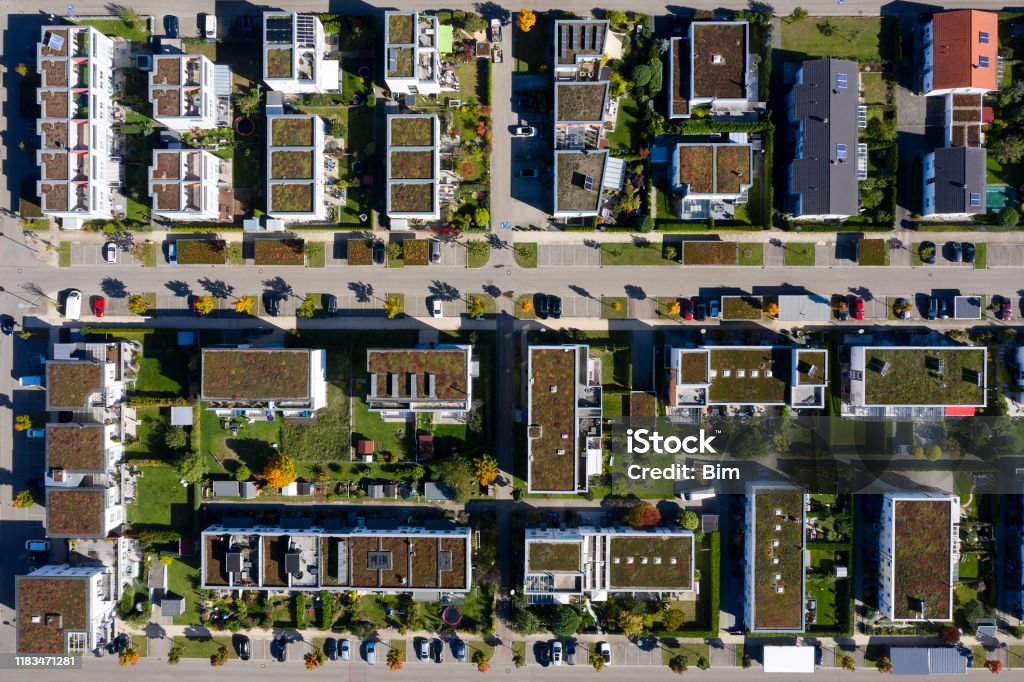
<box><xmin>71</xmin><ymin>243</ymin><xmax>139</xmax><ymax>266</ymax></box>
<box><xmin>537</xmin><ymin>244</ymin><xmax>601</xmax><ymax>267</ymax></box>
<box><xmin>439</xmin><ymin>242</ymin><xmax>467</xmax><ymax>267</ymax></box>
<box><xmin>988</xmin><ymin>243</ymin><xmax>1024</xmax><ymax>267</ymax></box>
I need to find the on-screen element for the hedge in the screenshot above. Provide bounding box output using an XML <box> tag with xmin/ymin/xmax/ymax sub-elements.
<box><xmin>805</xmin><ymin>540</ymin><xmax>852</xmax><ymax>551</ymax></box>
<box><xmin>653</xmin><ymin>532</ymin><xmax>720</xmax><ymax>638</ymax></box>
<box><xmin>126</xmin><ymin>397</ymin><xmax>190</xmax><ymax>407</ymax></box>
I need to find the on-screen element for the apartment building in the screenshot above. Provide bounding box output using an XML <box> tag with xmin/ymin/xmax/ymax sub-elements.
<box><xmin>16</xmin><ymin>564</ymin><xmax>117</xmax><ymax>654</ymax></box>
<box><xmin>262</xmin><ymin>12</ymin><xmax>339</xmax><ymax>93</ymax></box>
<box><xmin>744</xmin><ymin>482</ymin><xmax>807</xmax><ymax>634</ymax></box>
<box><xmin>149</xmin><ymin>148</ymin><xmax>229</xmax><ymax>220</ymax></box>
<box><xmin>386</xmin><ymin>113</ymin><xmax>441</xmax><ymax>222</ymax></box>
<box><xmin>668</xmin><ymin>21</ymin><xmax>760</xmax><ymax>119</ymax></box>
<box><xmin>365</xmin><ymin>345</ymin><xmax>474</xmax><ymax>418</ymax></box>
<box><xmin>149</xmin><ymin>54</ymin><xmax>219</xmax><ymax>130</ymax></box>
<box><xmin>265</xmin><ymin>104</ymin><xmax>327</xmax><ymax>221</ymax></box>
<box><xmin>384</xmin><ymin>11</ymin><xmax>441</xmax><ymax>96</ymax></box>
<box><xmin>200</xmin><ymin>347</ymin><xmax>327</xmax><ymax>418</ymax></box>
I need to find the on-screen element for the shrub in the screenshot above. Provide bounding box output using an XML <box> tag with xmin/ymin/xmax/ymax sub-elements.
<box><xmin>127</xmin><ymin>294</ymin><xmax>150</xmax><ymax>315</ymax></box>
<box><xmin>12</xmin><ymin>489</ymin><xmax>34</xmax><ymax>508</ymax></box>
<box><xmin>210</xmin><ymin>646</ymin><xmax>229</xmax><ymax>667</ymax></box>
<box><xmin>623</xmin><ymin>501</ymin><xmax>660</xmax><ymax>529</ymax></box>
<box><xmin>234</xmin><ymin>465</ymin><xmax>251</xmax><ymax>481</ymax></box>
<box><xmin>14</xmin><ymin>415</ymin><xmax>31</xmax><ymax>432</ymax></box>
<box><xmin>680</xmin><ymin>511</ymin><xmax>699</xmax><ymax>531</ymax></box>
<box><xmin>669</xmin><ymin>655</ymin><xmax>689</xmax><ymax>674</ymax></box>
<box><xmin>551</xmin><ymin>607</ymin><xmax>582</xmax><ymax>637</ymax></box>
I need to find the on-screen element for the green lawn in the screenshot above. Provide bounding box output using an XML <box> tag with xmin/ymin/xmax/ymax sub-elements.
<box><xmin>601</xmin><ymin>296</ymin><xmax>628</xmax><ymax>319</ymax></box>
<box><xmin>986</xmin><ymin>148</ymin><xmax>1024</xmax><ymax>186</ymax></box>
<box><xmin>975</xmin><ymin>243</ymin><xmax>987</xmax><ymax>270</ymax></box>
<box><xmin>167</xmin><ymin>557</ymin><xmax>202</xmax><ymax>625</ymax></box>
<box><xmin>172</xmin><ymin>636</ymin><xmax>237</xmax><ymax>659</ymax></box>
<box><xmin>606</xmin><ymin>98</ymin><xmax>639</xmax><ymax>152</ymax></box>
<box><xmin>738</xmin><ymin>243</ymin><xmax>764</xmax><ymax>266</ymax></box>
<box><xmin>58</xmin><ymin>242</ymin><xmax>71</xmax><ymax>267</ymax></box>
<box><xmin>784</xmin><ymin>242</ymin><xmax>816</xmax><ymax>266</ymax></box>
<box><xmin>127</xmin><ymin>465</ymin><xmax>192</xmax><ymax>531</ymax></box>
<box><xmin>661</xmin><ymin>643</ymin><xmax>711</xmax><ymax>667</ymax></box>
<box><xmin>860</xmin><ymin>72</ymin><xmax>887</xmax><ymax>105</ymax></box>
<box><xmin>76</xmin><ymin>19</ymin><xmax>151</xmax><ymax>42</ymax></box>
<box><xmin>199</xmin><ymin>408</ymin><xmax>281</xmax><ymax>476</ymax></box>
<box><xmin>306</xmin><ymin>242</ymin><xmax>326</xmax><ymax>268</ymax></box>
<box><xmin>281</xmin><ymin>380</ymin><xmax>350</xmax><ymax>464</ymax></box>
<box><xmin>780</xmin><ymin>17</ymin><xmax>883</xmax><ymax>61</ymax></box>
<box><xmin>86</xmin><ymin>329</ymin><xmax>192</xmax><ymax>398</ymax></box>
<box><xmin>514</xmin><ymin>294</ymin><xmax>538</xmax><ymax>319</ymax></box>
<box><xmin>601</xmin><ymin>243</ymin><xmax>677</xmax><ymax>266</ymax></box>
<box><xmin>352</xmin><ymin>395</ymin><xmax>413</xmax><ymax>462</ymax></box>
<box><xmin>806</xmin><ymin>576</ymin><xmax>839</xmax><ymax>627</ymax></box>
<box><xmin>131</xmin><ymin>635</ymin><xmax>148</xmax><ymax>658</ymax></box>
<box><xmin>958</xmin><ymin>552</ymin><xmax>980</xmax><ymax>580</ymax></box>
<box><xmin>467</xmin><ymin>241</ymin><xmax>491</xmax><ymax>268</ymax></box>
<box><xmin>514</xmin><ymin>243</ymin><xmax>537</xmax><ymax>268</ymax></box>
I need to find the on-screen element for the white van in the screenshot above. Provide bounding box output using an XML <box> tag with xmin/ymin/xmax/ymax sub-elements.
<box><xmin>64</xmin><ymin>289</ymin><xmax>82</xmax><ymax>320</ymax></box>
<box><xmin>680</xmin><ymin>487</ymin><xmax>716</xmax><ymax>502</ymax></box>
<box><xmin>203</xmin><ymin>15</ymin><xmax>217</xmax><ymax>40</ymax></box>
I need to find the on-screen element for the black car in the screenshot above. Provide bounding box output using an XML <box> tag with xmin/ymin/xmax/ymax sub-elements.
<box><xmin>264</xmin><ymin>294</ymin><xmax>280</xmax><ymax>317</ymax></box>
<box><xmin>949</xmin><ymin>241</ymin><xmax>963</xmax><ymax>263</ymax></box>
<box><xmin>535</xmin><ymin>293</ymin><xmax>550</xmax><ymax>319</ymax></box>
<box><xmin>937</xmin><ymin>297</ymin><xmax>949</xmax><ymax>319</ymax></box>
<box><xmin>919</xmin><ymin>240</ymin><xmax>936</xmax><ymax>264</ymax></box>
<box><xmin>164</xmin><ymin>15</ymin><xmax>179</xmax><ymax>38</ymax></box>
<box><xmin>324</xmin><ymin>637</ymin><xmax>337</xmax><ymax>661</ymax></box>
<box><xmin>236</xmin><ymin>635</ymin><xmax>250</xmax><ymax>661</ymax></box>
<box><xmin>537</xmin><ymin>643</ymin><xmax>550</xmax><ymax>665</ymax></box>
<box><xmin>373</xmin><ymin>241</ymin><xmax>386</xmax><ymax>264</ymax></box>
<box><xmin>0</xmin><ymin>314</ymin><xmax>14</xmax><ymax>336</ymax></box>
<box><xmin>549</xmin><ymin>295</ymin><xmax>562</xmax><ymax>319</ymax></box>
<box><xmin>927</xmin><ymin>296</ymin><xmax>938</xmax><ymax>320</ymax></box>
<box><xmin>962</xmin><ymin>242</ymin><xmax>975</xmax><ymax>264</ymax></box>
<box><xmin>693</xmin><ymin>298</ymin><xmax>707</xmax><ymax>321</ymax></box>
<box><xmin>322</xmin><ymin>293</ymin><xmax>337</xmax><ymax>316</ymax></box>
<box><xmin>273</xmin><ymin>637</ymin><xmax>287</xmax><ymax>662</ymax></box>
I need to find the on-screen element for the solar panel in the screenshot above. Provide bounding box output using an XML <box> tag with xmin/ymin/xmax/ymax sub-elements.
<box><xmin>583</xmin><ymin>174</ymin><xmax>594</xmax><ymax>191</ymax></box>
<box><xmin>47</xmin><ymin>33</ymin><xmax>65</xmax><ymax>52</ymax></box>
<box><xmin>836</xmin><ymin>144</ymin><xmax>847</xmax><ymax>160</ymax></box>
<box><xmin>979</xmin><ymin>55</ymin><xmax>989</xmax><ymax>68</ymax></box>
<box><xmin>836</xmin><ymin>73</ymin><xmax>847</xmax><ymax>88</ymax></box>
<box><xmin>367</xmin><ymin>550</ymin><xmax>392</xmax><ymax>570</ymax></box>
<box><xmin>970</xmin><ymin>193</ymin><xmax>981</xmax><ymax>207</ymax></box>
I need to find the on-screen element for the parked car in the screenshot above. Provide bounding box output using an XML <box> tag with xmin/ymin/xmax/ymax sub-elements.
<box><xmin>552</xmin><ymin>640</ymin><xmax>563</xmax><ymax>666</ymax></box>
<box><xmin>26</xmin><ymin>428</ymin><xmax>46</xmax><ymax>439</ymax></box>
<box><xmin>549</xmin><ymin>295</ymin><xmax>562</xmax><ymax>319</ymax></box>
<box><xmin>454</xmin><ymin>640</ymin><xmax>466</xmax><ymax>663</ymax></box>
<box><xmin>598</xmin><ymin>641</ymin><xmax>611</xmax><ymax>666</ymax></box>
<box><xmin>418</xmin><ymin>639</ymin><xmax>430</xmax><ymax>662</ymax></box>
<box><xmin>429</xmin><ymin>239</ymin><xmax>441</xmax><ymax>264</ymax></box>
<box><xmin>535</xmin><ymin>293</ymin><xmax>550</xmax><ymax>319</ymax></box>
<box><xmin>236</xmin><ymin>635</ymin><xmax>250</xmax><ymax>661</ymax></box>
<box><xmin>537</xmin><ymin>643</ymin><xmax>550</xmax><ymax>665</ymax></box>
<box><xmin>203</xmin><ymin>14</ymin><xmax>217</xmax><ymax>40</ymax></box>
<box><xmin>167</xmin><ymin>242</ymin><xmax>177</xmax><ymax>265</ymax></box>
<box><xmin>519</xmin><ymin>168</ymin><xmax>539</xmax><ymax>178</ymax></box>
<box><xmin>433</xmin><ymin>638</ymin><xmax>444</xmax><ymax>663</ymax></box>
<box><xmin>708</xmin><ymin>299</ymin><xmax>720</xmax><ymax>318</ymax></box>
<box><xmin>948</xmin><ymin>241</ymin><xmax>963</xmax><ymax>263</ymax></box>
<box><xmin>114</xmin><ymin>634</ymin><xmax>129</xmax><ymax>654</ymax></box>
<box><xmin>64</xmin><ymin>289</ymin><xmax>82</xmax><ymax>320</ymax></box>
<box><xmin>273</xmin><ymin>637</ymin><xmax>287</xmax><ymax>662</ymax></box>
<box><xmin>999</xmin><ymin>296</ymin><xmax>1013</xmax><ymax>321</ymax></box>
<box><xmin>93</xmin><ymin>296</ymin><xmax>106</xmax><ymax>318</ymax></box>
<box><xmin>25</xmin><ymin>540</ymin><xmax>49</xmax><ymax>552</ymax></box>
<box><xmin>894</xmin><ymin>297</ymin><xmax>912</xmax><ymax>320</ymax></box>
<box><xmin>373</xmin><ymin>241</ymin><xmax>385</xmax><ymax>264</ymax></box>
<box><xmin>927</xmin><ymin>296</ymin><xmax>938</xmax><ymax>321</ymax></box>
<box><xmin>693</xmin><ymin>297</ymin><xmax>706</xmax><ymax>321</ymax></box>
<box><xmin>365</xmin><ymin>641</ymin><xmax>376</xmax><ymax>665</ymax></box>
<box><xmin>851</xmin><ymin>296</ymin><xmax>864</xmax><ymax>321</ymax></box>
<box><xmin>103</xmin><ymin>242</ymin><xmax>118</xmax><ymax>263</ymax></box>
<box><xmin>919</xmin><ymin>240</ymin><xmax>936</xmax><ymax>264</ymax></box>
<box><xmin>264</xmin><ymin>294</ymin><xmax>280</xmax><ymax>317</ymax></box>
<box><xmin>18</xmin><ymin>376</ymin><xmax>42</xmax><ymax>387</ymax></box>
<box><xmin>963</xmin><ymin>241</ymin><xmax>975</xmax><ymax>264</ymax></box>
<box><xmin>431</xmin><ymin>297</ymin><xmax>443</xmax><ymax>318</ymax></box>
<box><xmin>937</xmin><ymin>296</ymin><xmax>949</xmax><ymax>319</ymax></box>
<box><xmin>514</xmin><ymin>126</ymin><xmax>537</xmax><ymax>137</ymax></box>
<box><xmin>324</xmin><ymin>637</ymin><xmax>336</xmax><ymax>661</ymax></box>
<box><xmin>164</xmin><ymin>15</ymin><xmax>179</xmax><ymax>38</ymax></box>
<box><xmin>0</xmin><ymin>314</ymin><xmax>14</xmax><ymax>335</ymax></box>
<box><xmin>681</xmin><ymin>298</ymin><xmax>693</xmax><ymax>320</ymax></box>
<box><xmin>322</xmin><ymin>293</ymin><xmax>337</xmax><ymax>316</ymax></box>
<box><xmin>566</xmin><ymin>641</ymin><xmax>576</xmax><ymax>666</ymax></box>
<box><xmin>339</xmin><ymin>639</ymin><xmax>350</xmax><ymax>661</ymax></box>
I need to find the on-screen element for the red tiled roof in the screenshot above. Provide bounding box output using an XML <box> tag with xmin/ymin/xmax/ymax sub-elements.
<box><xmin>931</xmin><ymin>10</ymin><xmax>999</xmax><ymax>91</ymax></box>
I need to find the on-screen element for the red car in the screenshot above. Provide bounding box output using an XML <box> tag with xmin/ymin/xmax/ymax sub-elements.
<box><xmin>191</xmin><ymin>296</ymin><xmax>206</xmax><ymax>317</ymax></box>
<box><xmin>681</xmin><ymin>298</ymin><xmax>694</xmax><ymax>320</ymax></box>
<box><xmin>851</xmin><ymin>296</ymin><xmax>865</xmax><ymax>320</ymax></box>
<box><xmin>92</xmin><ymin>296</ymin><xmax>106</xmax><ymax>318</ymax></box>
<box><xmin>999</xmin><ymin>297</ymin><xmax>1013</xmax><ymax>321</ymax></box>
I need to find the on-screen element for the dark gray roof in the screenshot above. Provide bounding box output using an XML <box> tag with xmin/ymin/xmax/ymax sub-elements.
<box><xmin>424</xmin><ymin>481</ymin><xmax>454</xmax><ymax>501</ymax></box>
<box><xmin>890</xmin><ymin>648</ymin><xmax>967</xmax><ymax>675</ymax></box>
<box><xmin>789</xmin><ymin>59</ymin><xmax>860</xmax><ymax>217</ymax></box>
<box><xmin>212</xmin><ymin>480</ymin><xmax>240</xmax><ymax>497</ymax></box>
<box><xmin>161</xmin><ymin>596</ymin><xmax>186</xmax><ymax>617</ymax></box>
<box><xmin>930</xmin><ymin>147</ymin><xmax>986</xmax><ymax>215</ymax></box>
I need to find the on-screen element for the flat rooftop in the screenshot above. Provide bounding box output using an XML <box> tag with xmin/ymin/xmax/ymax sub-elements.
<box><xmin>892</xmin><ymin>498</ymin><xmax>954</xmax><ymax>620</ymax></box>
<box><xmin>47</xmin><ymin>488</ymin><xmax>106</xmax><ymax>537</ymax></box>
<box><xmin>527</xmin><ymin>541</ymin><xmax>582</xmax><ymax>573</ymax></box>
<box><xmin>751</xmin><ymin>486</ymin><xmax>804</xmax><ymax>631</ymax></box>
<box><xmin>555</xmin><ymin>151</ymin><xmax>607</xmax><ymax>213</ymax></box>
<box><xmin>709</xmin><ymin>348</ymin><xmax>788</xmax><ymax>404</ymax></box>
<box><xmin>366</xmin><ymin>348</ymin><xmax>469</xmax><ymax>404</ymax></box>
<box><xmin>46</xmin><ymin>424</ymin><xmax>105</xmax><ymax>472</ymax></box>
<box><xmin>692</xmin><ymin>22</ymin><xmax>747</xmax><ymax>99</ymax></box>
<box><xmin>46</xmin><ymin>361</ymin><xmax>103</xmax><ymax>410</ymax></box>
<box><xmin>16</xmin><ymin>575</ymin><xmax>89</xmax><ymax>654</ymax></box>
<box><xmin>608</xmin><ymin>535</ymin><xmax>693</xmax><ymax>590</ymax></box>
<box><xmin>858</xmin><ymin>347</ymin><xmax>985</xmax><ymax>406</ymax></box>
<box><xmin>201</xmin><ymin>348</ymin><xmax>311</xmax><ymax>401</ymax></box>
<box><xmin>556</xmin><ymin>82</ymin><xmax>608</xmax><ymax>123</ymax></box>
<box><xmin>555</xmin><ymin>20</ymin><xmax>608</xmax><ymax>65</ymax></box>
<box><xmin>528</xmin><ymin>347</ymin><xmax>579</xmax><ymax>492</ymax></box>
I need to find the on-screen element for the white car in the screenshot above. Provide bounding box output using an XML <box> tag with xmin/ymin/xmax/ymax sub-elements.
<box><xmin>64</xmin><ymin>289</ymin><xmax>82</xmax><ymax>320</ymax></box>
<box><xmin>514</xmin><ymin>126</ymin><xmax>537</xmax><ymax>137</ymax></box>
<box><xmin>598</xmin><ymin>642</ymin><xmax>611</xmax><ymax>666</ymax></box>
<box><xmin>339</xmin><ymin>639</ymin><xmax>350</xmax><ymax>661</ymax></box>
<box><xmin>418</xmin><ymin>639</ymin><xmax>430</xmax><ymax>662</ymax></box>
<box><xmin>25</xmin><ymin>540</ymin><xmax>50</xmax><ymax>552</ymax></box>
<box><xmin>431</xmin><ymin>297</ymin><xmax>443</xmax><ymax>318</ymax></box>
<box><xmin>103</xmin><ymin>242</ymin><xmax>117</xmax><ymax>263</ymax></box>
<box><xmin>551</xmin><ymin>641</ymin><xmax>562</xmax><ymax>666</ymax></box>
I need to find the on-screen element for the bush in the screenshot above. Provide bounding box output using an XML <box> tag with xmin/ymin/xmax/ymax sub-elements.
<box><xmin>623</xmin><ymin>501</ymin><xmax>661</xmax><ymax>529</ymax></box>
<box><xmin>551</xmin><ymin>607</ymin><xmax>582</xmax><ymax>637</ymax></box>
<box><xmin>669</xmin><ymin>654</ymin><xmax>689</xmax><ymax>674</ymax></box>
<box><xmin>319</xmin><ymin>590</ymin><xmax>333</xmax><ymax>630</ymax></box>
<box><xmin>999</xmin><ymin>207</ymin><xmax>1020</xmax><ymax>228</ymax></box>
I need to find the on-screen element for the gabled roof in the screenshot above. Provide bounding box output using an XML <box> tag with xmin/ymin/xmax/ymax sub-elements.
<box><xmin>929</xmin><ymin>146</ymin><xmax>987</xmax><ymax>214</ymax></box>
<box><xmin>790</xmin><ymin>59</ymin><xmax>860</xmax><ymax>217</ymax></box>
<box><xmin>930</xmin><ymin>10</ymin><xmax>999</xmax><ymax>92</ymax></box>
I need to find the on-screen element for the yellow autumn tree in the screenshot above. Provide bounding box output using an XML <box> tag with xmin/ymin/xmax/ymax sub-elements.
<box><xmin>765</xmin><ymin>302</ymin><xmax>780</xmax><ymax>318</ymax></box>
<box><xmin>667</xmin><ymin>301</ymin><xmax>681</xmax><ymax>317</ymax></box>
<box><xmin>263</xmin><ymin>452</ymin><xmax>297</xmax><ymax>489</ymax></box>
<box><xmin>611</xmin><ymin>300</ymin><xmax>623</xmax><ymax>311</ymax></box>
<box><xmin>517</xmin><ymin>8</ymin><xmax>537</xmax><ymax>33</ymax></box>
<box><xmin>474</xmin><ymin>454</ymin><xmax>499</xmax><ymax>486</ymax></box>
<box><xmin>234</xmin><ymin>296</ymin><xmax>256</xmax><ymax>315</ymax></box>
<box><xmin>193</xmin><ymin>295</ymin><xmax>215</xmax><ymax>316</ymax></box>
<box><xmin>119</xmin><ymin>649</ymin><xmax>139</xmax><ymax>666</ymax></box>
<box><xmin>384</xmin><ymin>296</ymin><xmax>402</xmax><ymax>319</ymax></box>
<box><xmin>520</xmin><ymin>299</ymin><xmax>533</xmax><ymax>313</ymax></box>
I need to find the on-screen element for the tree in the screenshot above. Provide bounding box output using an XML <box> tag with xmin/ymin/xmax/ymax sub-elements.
<box><xmin>517</xmin><ymin>8</ymin><xmax>537</xmax><ymax>33</ymax></box>
<box><xmin>193</xmin><ymin>295</ymin><xmax>215</xmax><ymax>316</ymax></box>
<box><xmin>669</xmin><ymin>654</ymin><xmax>689</xmax><ymax>674</ymax></box>
<box><xmin>606</xmin><ymin>10</ymin><xmax>628</xmax><ymax>28</ymax></box>
<box><xmin>386</xmin><ymin>242</ymin><xmax>402</xmax><ymax>261</ymax></box>
<box><xmin>297</xmin><ymin>293</ymin><xmax>317</xmax><ymax>318</ymax></box>
<box><xmin>926</xmin><ymin>444</ymin><xmax>942</xmax><ymax>461</ymax></box>
<box><xmin>15</xmin><ymin>63</ymin><xmax>29</xmax><ymax>77</ymax></box>
<box><xmin>638</xmin><ymin>215</ymin><xmax>655</xmax><ymax>233</ymax></box>
<box><xmin>551</xmin><ymin>607</ymin><xmax>582</xmax><ymax>637</ymax></box>
<box><xmin>999</xmin><ymin>207</ymin><xmax>1020</xmax><ymax>228</ymax></box>
<box><xmin>511</xmin><ymin>596</ymin><xmax>543</xmax><ymax>634</ymax></box>
<box><xmin>468</xmin><ymin>296</ymin><xmax>488</xmax><ymax>319</ymax></box>
<box><xmin>467</xmin><ymin>240</ymin><xmax>489</xmax><ymax>260</ymax></box>
<box><xmin>235</xmin><ymin>296</ymin><xmax>256</xmax><ymax>315</ymax></box>
<box><xmin>623</xmin><ymin>501</ymin><xmax>661</xmax><ymax>529</ymax></box>
<box><xmin>667</xmin><ymin>301</ymin><xmax>681</xmax><ymax>317</ymax></box>
<box><xmin>610</xmin><ymin>300</ymin><xmax>623</xmax><ymax>312</ymax></box>
<box><xmin>875</xmin><ymin>656</ymin><xmax>892</xmax><ymax>674</ymax></box>
<box><xmin>680</xmin><ymin>510</ymin><xmax>700</xmax><ymax>531</ymax></box>
<box><xmin>118</xmin><ymin>6</ymin><xmax>141</xmax><ymax>27</ymax></box>
<box><xmin>387</xmin><ymin>646</ymin><xmax>404</xmax><ymax>671</ymax></box>
<box><xmin>329</xmin><ymin>118</ymin><xmax>347</xmax><ymax>138</ymax></box>
<box><xmin>175</xmin><ymin>448</ymin><xmax>206</xmax><ymax>484</ymax></box>
<box><xmin>912</xmin><ymin>445</ymin><xmax>925</xmax><ymax>460</ymax></box>
<box><xmin>591</xmin><ymin>652</ymin><xmax>606</xmax><ymax>671</ymax></box>
<box><xmin>839</xmin><ymin>654</ymin><xmax>855</xmax><ymax>671</ymax></box>
<box><xmin>765</xmin><ymin>302</ymin><xmax>780</xmax><ymax>318</ymax></box>
<box><xmin>127</xmin><ymin>294</ymin><xmax>150</xmax><ymax>315</ymax></box>
<box><xmin>263</xmin><ymin>453</ymin><xmax>297</xmax><ymax>489</ymax></box>
<box><xmin>790</xmin><ymin>7</ymin><xmax>808</xmax><ymax>22</ymax></box>
<box><xmin>615</xmin><ymin>611</ymin><xmax>645</xmax><ymax>638</ymax></box>
<box><xmin>211</xmin><ymin>645</ymin><xmax>229</xmax><ymax>667</ymax></box>
<box><xmin>14</xmin><ymin>415</ymin><xmax>31</xmax><ymax>432</ymax></box>
<box><xmin>474</xmin><ymin>454</ymin><xmax>499</xmax><ymax>486</ymax></box>
<box><xmin>956</xmin><ymin>599</ymin><xmax>986</xmax><ymax>627</ymax></box>
<box><xmin>697</xmin><ymin>656</ymin><xmax>710</xmax><ymax>671</ymax></box>
<box><xmin>383</xmin><ymin>296</ymin><xmax>402</xmax><ymax>319</ymax></box>
<box><xmin>632</xmin><ymin>64</ymin><xmax>653</xmax><ymax>88</ymax></box>
<box><xmin>120</xmin><ymin>648</ymin><xmax>139</xmax><ymax>666</ymax></box>
<box><xmin>664</xmin><ymin>245</ymin><xmax>678</xmax><ymax>261</ymax></box>
<box><xmin>474</xmin><ymin>207</ymin><xmax>490</xmax><ymax>228</ymax></box>
<box><xmin>986</xmin><ymin>659</ymin><xmax>1003</xmax><ymax>674</ymax></box>
<box><xmin>472</xmin><ymin>649</ymin><xmax>489</xmax><ymax>672</ymax></box>
<box><xmin>992</xmin><ymin>135</ymin><xmax>1024</xmax><ymax>165</ymax></box>
<box><xmin>437</xmin><ymin>452</ymin><xmax>476</xmax><ymax>503</ymax></box>
<box><xmin>520</xmin><ymin>299</ymin><xmax>533</xmax><ymax>313</ymax></box>
<box><xmin>236</xmin><ymin>87</ymin><xmax>261</xmax><ymax>118</ymax></box>
<box><xmin>938</xmin><ymin>626</ymin><xmax>961</xmax><ymax>644</ymax></box>
<box><xmin>304</xmin><ymin>649</ymin><xmax>325</xmax><ymax>670</ymax></box>
<box><xmin>168</xmin><ymin>646</ymin><xmax>182</xmax><ymax>665</ymax></box>
<box><xmin>164</xmin><ymin>426</ymin><xmax>189</xmax><ymax>451</ymax></box>
<box><xmin>234</xmin><ymin>464</ymin><xmax>252</xmax><ymax>481</ymax></box>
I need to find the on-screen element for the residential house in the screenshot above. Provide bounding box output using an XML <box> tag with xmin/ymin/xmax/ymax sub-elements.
<box><xmin>148</xmin><ymin>148</ymin><xmax>231</xmax><ymax>221</ymax></box>
<box><xmin>365</xmin><ymin>345</ymin><xmax>474</xmax><ymax>419</ymax></box>
<box><xmin>148</xmin><ymin>54</ymin><xmax>219</xmax><ymax>130</ymax></box>
<box><xmin>523</xmin><ymin>526</ymin><xmax>694</xmax><ymax>603</ymax></box>
<box><xmin>878</xmin><ymin>493</ymin><xmax>959</xmax><ymax>622</ymax></box>
<box><xmin>384</xmin><ymin>11</ymin><xmax>441</xmax><ymax>96</ymax></box>
<box><xmin>200</xmin><ymin>347</ymin><xmax>327</xmax><ymax>418</ymax></box>
<box><xmin>526</xmin><ymin>345</ymin><xmax>602</xmax><ymax>494</ymax></box>
<box><xmin>787</xmin><ymin>59</ymin><xmax>865</xmax><ymax>219</ymax></box>
<box><xmin>262</xmin><ymin>12</ymin><xmax>339</xmax><ymax>93</ymax></box>
<box><xmin>553</xmin><ymin>19</ymin><xmax>609</xmax><ymax>80</ymax></box>
<box><xmin>668</xmin><ymin>21</ymin><xmax>760</xmax><ymax>119</ymax></box>
<box><xmin>744</xmin><ymin>482</ymin><xmax>807</xmax><ymax>634</ymax></box>
<box><xmin>36</xmin><ymin>25</ymin><xmax>118</xmax><ymax>229</ymax></box>
<box><xmin>15</xmin><ymin>564</ymin><xmax>117</xmax><ymax>654</ymax></box>
<box><xmin>386</xmin><ymin>113</ymin><xmax>441</xmax><ymax>222</ymax></box>
<box><xmin>201</xmin><ymin>521</ymin><xmax>471</xmax><ymax>594</ymax></box>
<box><xmin>921</xmin><ymin>10</ymin><xmax>999</xmax><ymax>96</ymax></box>
<box><xmin>45</xmin><ymin>341</ymin><xmax>135</xmax><ymax>415</ymax></box>
<box><xmin>843</xmin><ymin>345</ymin><xmax>987</xmax><ymax>418</ymax></box>
<box><xmin>265</xmin><ymin>106</ymin><xmax>327</xmax><ymax>221</ymax></box>
<box><xmin>665</xmin><ymin>346</ymin><xmax>828</xmax><ymax>415</ymax></box>
<box><xmin>672</xmin><ymin>138</ymin><xmax>753</xmax><ymax>220</ymax></box>
<box><xmin>921</xmin><ymin>146</ymin><xmax>987</xmax><ymax>217</ymax></box>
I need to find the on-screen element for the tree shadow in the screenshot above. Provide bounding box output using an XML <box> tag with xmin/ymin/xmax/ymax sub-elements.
<box><xmin>624</xmin><ymin>284</ymin><xmax>647</xmax><ymax>300</ymax></box>
<box><xmin>262</xmin><ymin>276</ymin><xmax>294</xmax><ymax>300</ymax></box>
<box><xmin>165</xmin><ymin>280</ymin><xmax>192</xmax><ymax>298</ymax></box>
<box><xmin>199</xmin><ymin>277</ymin><xmax>234</xmax><ymax>300</ymax></box>
<box><xmin>569</xmin><ymin>285</ymin><xmax>591</xmax><ymax>299</ymax></box>
<box><xmin>225</xmin><ymin>438</ymin><xmax>277</xmax><ymax>472</ymax></box>
<box><xmin>348</xmin><ymin>282</ymin><xmax>374</xmax><ymax>303</ymax></box>
<box><xmin>100</xmin><ymin>277</ymin><xmax>128</xmax><ymax>299</ymax></box>
<box><xmin>430</xmin><ymin>280</ymin><xmax>460</xmax><ymax>301</ymax></box>
<box><xmin>482</xmin><ymin>284</ymin><xmax>501</xmax><ymax>298</ymax></box>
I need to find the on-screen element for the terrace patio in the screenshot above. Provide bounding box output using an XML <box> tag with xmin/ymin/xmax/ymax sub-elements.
<box><xmin>154</xmin><ymin>57</ymin><xmax>181</xmax><ymax>85</ymax></box>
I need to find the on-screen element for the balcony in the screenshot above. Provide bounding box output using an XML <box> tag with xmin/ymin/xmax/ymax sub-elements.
<box><xmin>74</xmin><ymin>30</ymin><xmax>90</xmax><ymax>58</ymax></box>
<box><xmin>297</xmin><ymin>52</ymin><xmax>314</xmax><ymax>82</ymax></box>
<box><xmin>72</xmin><ymin>184</ymin><xmax>90</xmax><ymax>212</ymax></box>
<box><xmin>74</xmin><ymin>63</ymin><xmax>90</xmax><ymax>89</ymax></box>
<box><xmin>184</xmin><ymin>58</ymin><xmax>201</xmax><ymax>86</ymax></box>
